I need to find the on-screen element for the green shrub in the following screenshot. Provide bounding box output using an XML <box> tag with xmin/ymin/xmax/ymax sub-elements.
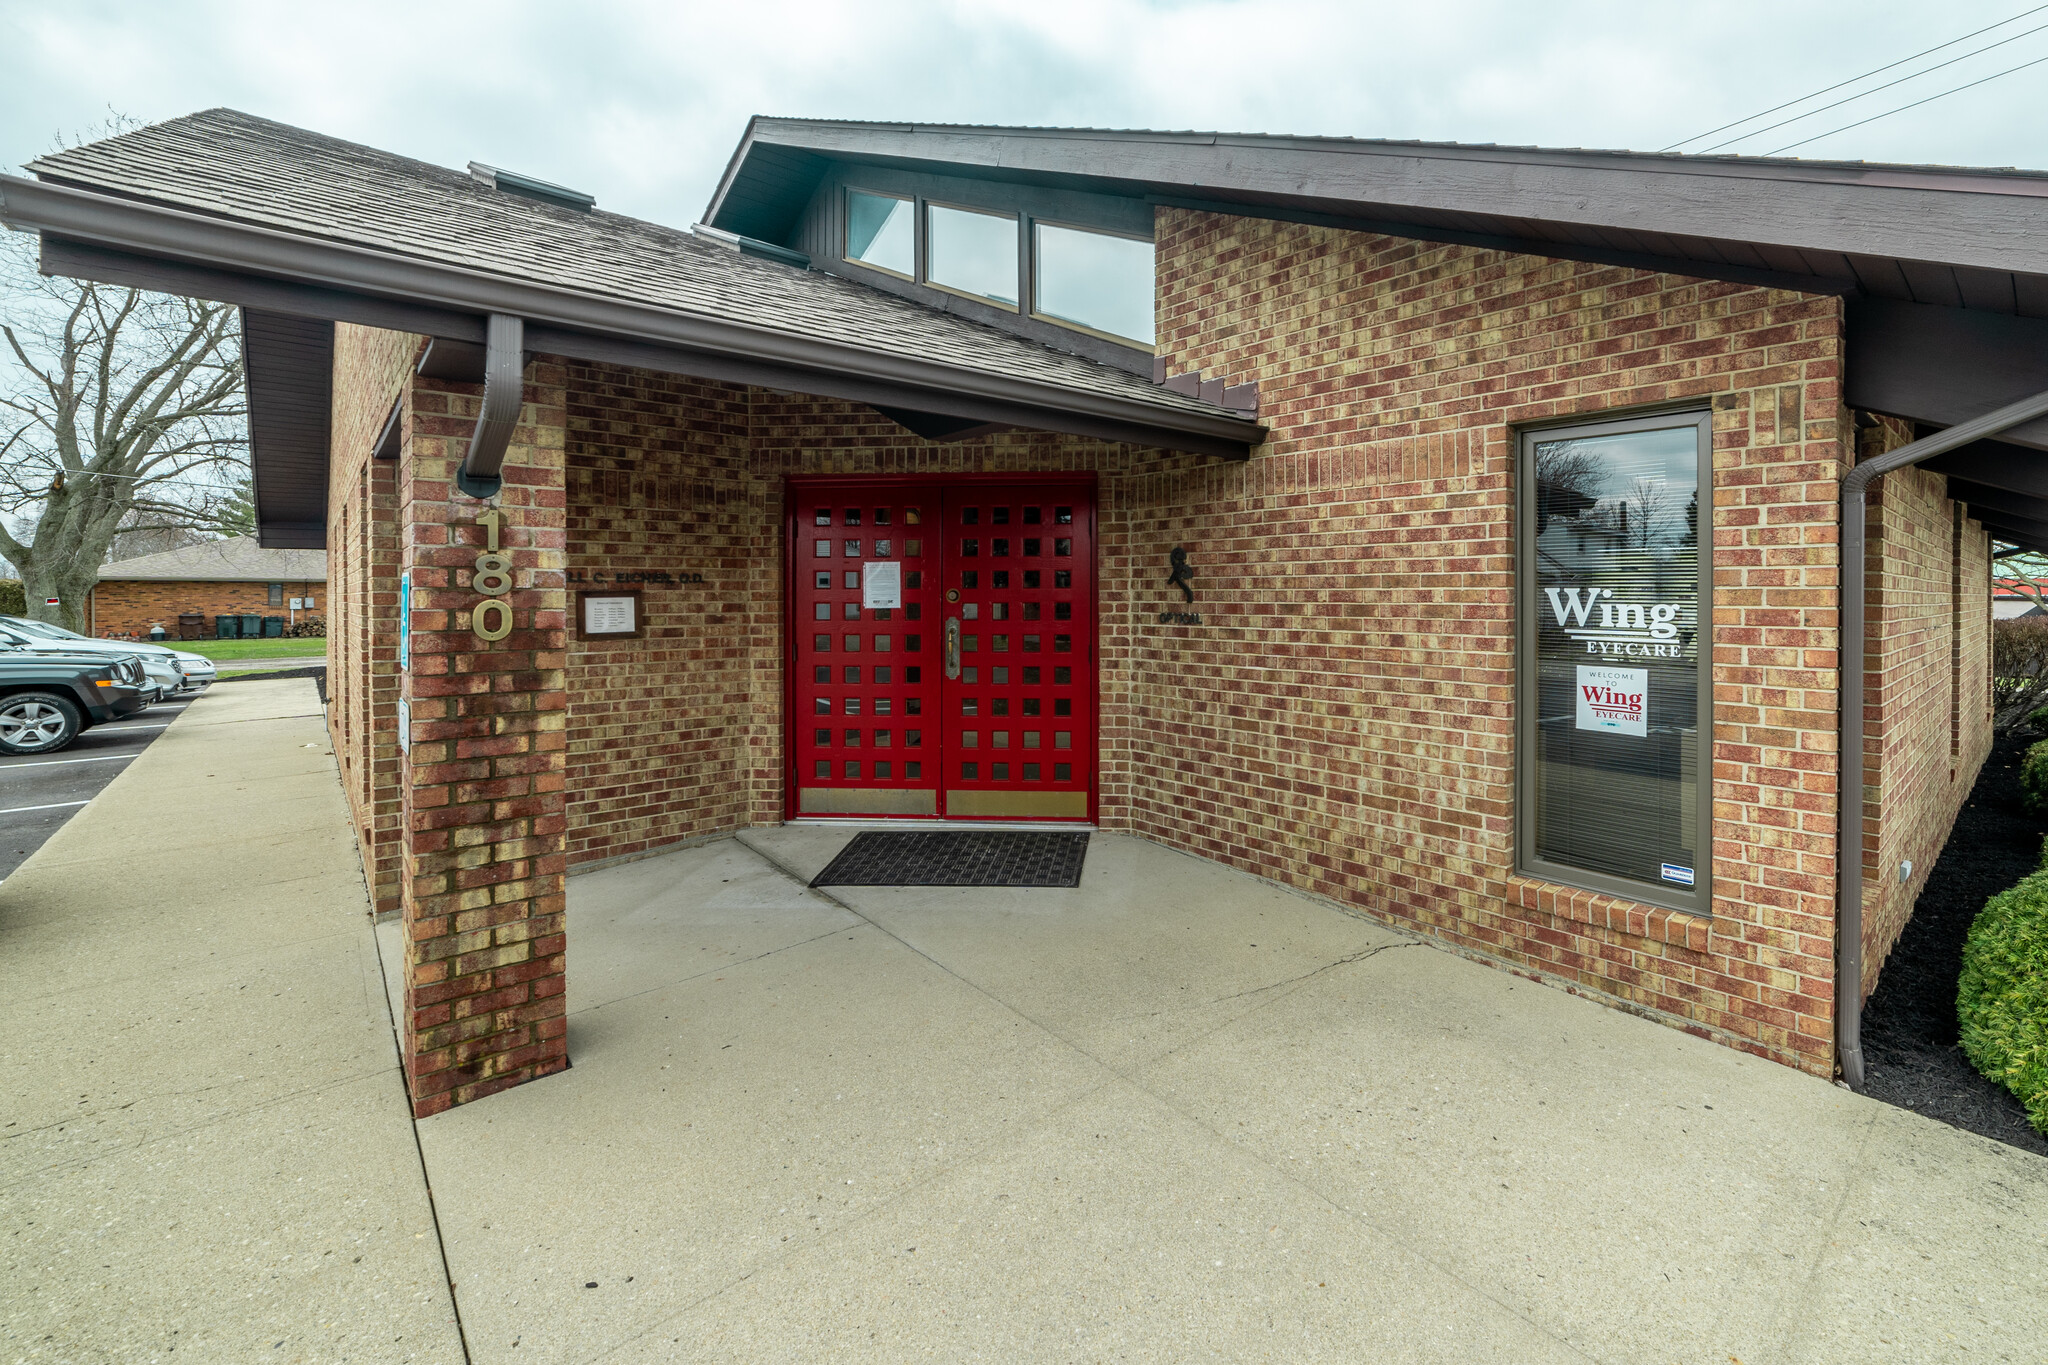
<box><xmin>2022</xmin><ymin>740</ymin><xmax>2048</xmax><ymax>817</ymax></box>
<box><xmin>1958</xmin><ymin>871</ymin><xmax>2048</xmax><ymax>1137</ymax></box>
<box><xmin>0</xmin><ymin>579</ymin><xmax>22</xmax><ymax>616</ymax></box>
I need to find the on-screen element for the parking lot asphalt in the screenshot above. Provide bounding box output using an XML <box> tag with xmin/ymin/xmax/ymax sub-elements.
<box><xmin>0</xmin><ymin>692</ymin><xmax>194</xmax><ymax>882</ymax></box>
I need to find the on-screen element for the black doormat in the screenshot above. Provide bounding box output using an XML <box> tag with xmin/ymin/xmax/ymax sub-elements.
<box><xmin>812</xmin><ymin>830</ymin><xmax>1090</xmax><ymax>888</ymax></box>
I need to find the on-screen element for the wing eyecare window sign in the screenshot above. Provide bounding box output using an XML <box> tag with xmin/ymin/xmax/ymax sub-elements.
<box><xmin>1519</xmin><ymin>411</ymin><xmax>1711</xmax><ymax>911</ymax></box>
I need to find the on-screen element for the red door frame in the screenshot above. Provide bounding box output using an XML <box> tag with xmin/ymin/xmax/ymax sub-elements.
<box><xmin>783</xmin><ymin>471</ymin><xmax>1100</xmax><ymax>823</ymax></box>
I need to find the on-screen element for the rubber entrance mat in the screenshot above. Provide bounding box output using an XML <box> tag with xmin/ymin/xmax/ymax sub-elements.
<box><xmin>812</xmin><ymin>830</ymin><xmax>1090</xmax><ymax>888</ymax></box>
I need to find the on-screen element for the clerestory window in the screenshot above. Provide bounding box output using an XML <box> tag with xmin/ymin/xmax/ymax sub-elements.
<box><xmin>1032</xmin><ymin>221</ymin><xmax>1155</xmax><ymax>347</ymax></box>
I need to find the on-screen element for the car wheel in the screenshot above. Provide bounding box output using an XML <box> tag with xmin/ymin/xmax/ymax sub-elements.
<box><xmin>0</xmin><ymin>692</ymin><xmax>84</xmax><ymax>756</ymax></box>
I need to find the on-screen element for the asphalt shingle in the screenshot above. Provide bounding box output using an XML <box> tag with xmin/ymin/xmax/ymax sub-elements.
<box><xmin>32</xmin><ymin>110</ymin><xmax>1226</xmax><ymax>423</ymax></box>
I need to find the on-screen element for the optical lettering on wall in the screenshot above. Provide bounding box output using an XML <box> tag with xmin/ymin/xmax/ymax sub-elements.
<box><xmin>565</xmin><ymin>569</ymin><xmax>706</xmax><ymax>585</ymax></box>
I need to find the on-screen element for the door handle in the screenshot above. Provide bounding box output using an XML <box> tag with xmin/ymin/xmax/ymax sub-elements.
<box><xmin>944</xmin><ymin>616</ymin><xmax>961</xmax><ymax>679</ymax></box>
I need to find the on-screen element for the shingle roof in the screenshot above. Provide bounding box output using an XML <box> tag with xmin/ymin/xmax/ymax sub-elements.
<box><xmin>29</xmin><ymin>110</ymin><xmax>1225</xmax><ymax>424</ymax></box>
<box><xmin>97</xmin><ymin>536</ymin><xmax>326</xmax><ymax>583</ymax></box>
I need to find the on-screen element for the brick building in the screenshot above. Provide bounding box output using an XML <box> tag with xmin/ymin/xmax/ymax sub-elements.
<box><xmin>88</xmin><ymin>535</ymin><xmax>325</xmax><ymax>638</ymax></box>
<box><xmin>11</xmin><ymin>110</ymin><xmax>2047</xmax><ymax>1116</ymax></box>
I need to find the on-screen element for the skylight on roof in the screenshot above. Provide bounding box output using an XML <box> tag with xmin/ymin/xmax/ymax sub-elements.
<box><xmin>467</xmin><ymin>161</ymin><xmax>595</xmax><ymax>212</ymax></box>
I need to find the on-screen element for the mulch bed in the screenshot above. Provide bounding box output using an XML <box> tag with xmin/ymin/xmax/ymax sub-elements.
<box><xmin>214</xmin><ymin>665</ymin><xmax>327</xmax><ymax>704</ymax></box>
<box><xmin>1860</xmin><ymin>728</ymin><xmax>2048</xmax><ymax>1156</ymax></box>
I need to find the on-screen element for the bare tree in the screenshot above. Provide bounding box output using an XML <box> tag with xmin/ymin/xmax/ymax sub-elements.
<box><xmin>1994</xmin><ymin>542</ymin><xmax>2048</xmax><ymax>613</ymax></box>
<box><xmin>0</xmin><ymin>227</ymin><xmax>247</xmax><ymax>630</ymax></box>
<box><xmin>1533</xmin><ymin>439</ymin><xmax>1607</xmax><ymax>533</ymax></box>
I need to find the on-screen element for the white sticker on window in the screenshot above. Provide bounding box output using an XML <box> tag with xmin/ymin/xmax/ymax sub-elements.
<box><xmin>862</xmin><ymin>561</ymin><xmax>901</xmax><ymax>609</ymax></box>
<box><xmin>1575</xmin><ymin>665</ymin><xmax>1647</xmax><ymax>736</ymax></box>
<box><xmin>1660</xmin><ymin>863</ymin><xmax>1696</xmax><ymax>886</ymax></box>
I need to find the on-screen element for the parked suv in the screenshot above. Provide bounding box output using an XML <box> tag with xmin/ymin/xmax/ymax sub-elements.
<box><xmin>0</xmin><ymin>646</ymin><xmax>148</xmax><ymax>755</ymax></box>
<box><xmin>0</xmin><ymin>616</ymin><xmax>204</xmax><ymax>700</ymax></box>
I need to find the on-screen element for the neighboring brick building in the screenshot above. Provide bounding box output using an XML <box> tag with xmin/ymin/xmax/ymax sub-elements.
<box><xmin>89</xmin><ymin>536</ymin><xmax>325</xmax><ymax>639</ymax></box>
<box><xmin>14</xmin><ymin>111</ymin><xmax>2047</xmax><ymax>1117</ymax></box>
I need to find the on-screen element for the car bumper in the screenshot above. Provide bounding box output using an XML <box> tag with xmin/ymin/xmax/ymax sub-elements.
<box><xmin>85</xmin><ymin>686</ymin><xmax>148</xmax><ymax>722</ymax></box>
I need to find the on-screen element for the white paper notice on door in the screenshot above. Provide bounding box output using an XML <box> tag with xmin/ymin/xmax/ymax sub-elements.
<box><xmin>1575</xmin><ymin>665</ymin><xmax>1647</xmax><ymax>736</ymax></box>
<box><xmin>862</xmin><ymin>561</ymin><xmax>901</xmax><ymax>609</ymax></box>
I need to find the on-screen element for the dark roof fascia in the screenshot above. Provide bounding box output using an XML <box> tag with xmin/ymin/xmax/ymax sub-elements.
<box><xmin>241</xmin><ymin>309</ymin><xmax>332</xmax><ymax>550</ymax></box>
<box><xmin>1973</xmin><ymin>506</ymin><xmax>2048</xmax><ymax>554</ymax></box>
<box><xmin>41</xmin><ymin>237</ymin><xmax>488</xmax><ymax>343</ymax></box>
<box><xmin>712</xmin><ymin>120</ymin><xmax>2048</xmax><ymax>279</ymax></box>
<box><xmin>1923</xmin><ymin>438</ymin><xmax>2048</xmax><ymax>499</ymax></box>
<box><xmin>1943</xmin><ymin>475</ymin><xmax>2048</xmax><ymax>526</ymax></box>
<box><xmin>1145</xmin><ymin>193</ymin><xmax>1850</xmax><ymax>298</ymax></box>
<box><xmin>0</xmin><ymin>173</ymin><xmax>1262</xmax><ymax>459</ymax></box>
<box><xmin>1847</xmin><ymin>298</ymin><xmax>2048</xmax><ymax>451</ymax></box>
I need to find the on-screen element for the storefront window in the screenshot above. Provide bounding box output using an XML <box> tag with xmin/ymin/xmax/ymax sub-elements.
<box><xmin>845</xmin><ymin>190</ymin><xmax>913</xmax><ymax>278</ymax></box>
<box><xmin>926</xmin><ymin>203</ymin><xmax>1018</xmax><ymax>308</ymax></box>
<box><xmin>1518</xmin><ymin>411</ymin><xmax>1711</xmax><ymax>910</ymax></box>
<box><xmin>1032</xmin><ymin>222</ymin><xmax>1154</xmax><ymax>346</ymax></box>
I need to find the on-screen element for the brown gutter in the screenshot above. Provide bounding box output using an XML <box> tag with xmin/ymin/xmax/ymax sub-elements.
<box><xmin>1837</xmin><ymin>385</ymin><xmax>2048</xmax><ymax>1088</ymax></box>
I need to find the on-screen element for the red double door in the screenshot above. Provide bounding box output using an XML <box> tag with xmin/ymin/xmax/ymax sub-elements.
<box><xmin>788</xmin><ymin>475</ymin><xmax>1096</xmax><ymax>821</ymax></box>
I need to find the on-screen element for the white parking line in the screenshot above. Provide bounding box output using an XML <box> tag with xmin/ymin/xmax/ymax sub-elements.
<box><xmin>91</xmin><ymin>724</ymin><xmax>171</xmax><ymax>732</ymax></box>
<box><xmin>0</xmin><ymin>753</ymin><xmax>135</xmax><ymax>768</ymax></box>
<box><xmin>0</xmin><ymin>800</ymin><xmax>90</xmax><ymax>815</ymax></box>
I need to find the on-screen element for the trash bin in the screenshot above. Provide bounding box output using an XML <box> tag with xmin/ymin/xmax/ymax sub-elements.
<box><xmin>148</xmin><ymin>624</ymin><xmax>168</xmax><ymax>642</ymax></box>
<box><xmin>239</xmin><ymin>614</ymin><xmax>263</xmax><ymax>638</ymax></box>
<box><xmin>216</xmin><ymin>614</ymin><xmax>240</xmax><ymax>639</ymax></box>
<box><xmin>263</xmin><ymin>616</ymin><xmax>285</xmax><ymax>638</ymax></box>
<box><xmin>177</xmin><ymin>613</ymin><xmax>204</xmax><ymax>640</ymax></box>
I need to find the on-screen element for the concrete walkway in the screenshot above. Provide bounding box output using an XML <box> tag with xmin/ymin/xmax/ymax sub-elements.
<box><xmin>414</xmin><ymin>827</ymin><xmax>2048</xmax><ymax>1364</ymax></box>
<box><xmin>8</xmin><ymin>688</ymin><xmax>2048</xmax><ymax>1362</ymax></box>
<box><xmin>0</xmin><ymin>680</ymin><xmax>462</xmax><ymax>1362</ymax></box>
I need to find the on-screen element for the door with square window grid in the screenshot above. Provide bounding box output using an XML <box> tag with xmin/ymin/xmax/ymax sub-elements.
<box><xmin>788</xmin><ymin>476</ymin><xmax>1096</xmax><ymax>821</ymax></box>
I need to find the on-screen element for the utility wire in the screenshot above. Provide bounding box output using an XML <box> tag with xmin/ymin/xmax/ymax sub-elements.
<box><xmin>1694</xmin><ymin>18</ymin><xmax>2048</xmax><ymax>153</ymax></box>
<box><xmin>1765</xmin><ymin>50</ymin><xmax>2048</xmax><ymax>155</ymax></box>
<box><xmin>1661</xmin><ymin>3</ymin><xmax>2048</xmax><ymax>150</ymax></box>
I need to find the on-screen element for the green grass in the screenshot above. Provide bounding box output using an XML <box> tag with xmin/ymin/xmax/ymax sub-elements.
<box><xmin>177</xmin><ymin>637</ymin><xmax>327</xmax><ymax>661</ymax></box>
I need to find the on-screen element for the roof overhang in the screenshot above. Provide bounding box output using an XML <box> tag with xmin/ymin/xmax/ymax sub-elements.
<box><xmin>709</xmin><ymin>120</ymin><xmax>2048</xmax><ymax>309</ymax></box>
<box><xmin>0</xmin><ymin>174</ymin><xmax>1264</xmax><ymax>547</ymax></box>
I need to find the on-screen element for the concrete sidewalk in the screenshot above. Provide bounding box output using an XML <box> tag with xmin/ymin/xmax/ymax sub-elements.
<box><xmin>410</xmin><ymin>827</ymin><xmax>2048</xmax><ymax>1364</ymax></box>
<box><xmin>9</xmin><ymin>690</ymin><xmax>2048</xmax><ymax>1363</ymax></box>
<box><xmin>1</xmin><ymin>680</ymin><xmax>462</xmax><ymax>1362</ymax></box>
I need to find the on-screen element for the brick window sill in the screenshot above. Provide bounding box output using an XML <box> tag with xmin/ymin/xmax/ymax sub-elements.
<box><xmin>1507</xmin><ymin>875</ymin><xmax>1711</xmax><ymax>952</ymax></box>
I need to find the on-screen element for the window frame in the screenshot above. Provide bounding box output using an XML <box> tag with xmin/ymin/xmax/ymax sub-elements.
<box><xmin>268</xmin><ymin>582</ymin><xmax>284</xmax><ymax>607</ymax></box>
<box><xmin>1515</xmin><ymin>407</ymin><xmax>1714</xmax><ymax>915</ymax></box>
<box><xmin>842</xmin><ymin>187</ymin><xmax>916</xmax><ymax>282</ymax></box>
<box><xmin>1028</xmin><ymin>217</ymin><xmax>1157</xmax><ymax>352</ymax></box>
<box><xmin>921</xmin><ymin>199</ymin><xmax>1022</xmax><ymax>313</ymax></box>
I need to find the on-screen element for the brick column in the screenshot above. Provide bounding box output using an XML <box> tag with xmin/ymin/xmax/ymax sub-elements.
<box><xmin>398</xmin><ymin>358</ymin><xmax>570</xmax><ymax>1116</ymax></box>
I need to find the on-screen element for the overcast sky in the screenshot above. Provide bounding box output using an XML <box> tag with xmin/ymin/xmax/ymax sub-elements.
<box><xmin>4</xmin><ymin>0</ymin><xmax>2046</xmax><ymax>229</ymax></box>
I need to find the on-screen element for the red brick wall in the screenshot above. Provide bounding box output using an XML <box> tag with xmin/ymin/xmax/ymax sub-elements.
<box><xmin>89</xmin><ymin>580</ymin><xmax>322</xmax><ymax>639</ymax></box>
<box><xmin>328</xmin><ymin>322</ymin><xmax>416</xmax><ymax>917</ymax></box>
<box><xmin>1858</xmin><ymin>413</ymin><xmax>1994</xmax><ymax>996</ymax></box>
<box><xmin>563</xmin><ymin>364</ymin><xmax>761</xmax><ymax>864</ymax></box>
<box><xmin>323</xmin><ymin>210</ymin><xmax>1996</xmax><ymax>1101</ymax></box>
<box><xmin>1142</xmin><ymin>209</ymin><xmax>1853</xmax><ymax>1074</ymax></box>
<box><xmin>395</xmin><ymin>359</ymin><xmax>571</xmax><ymax>1115</ymax></box>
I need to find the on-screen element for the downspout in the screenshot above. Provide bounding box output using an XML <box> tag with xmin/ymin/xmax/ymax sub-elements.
<box><xmin>1837</xmin><ymin>384</ymin><xmax>2048</xmax><ymax>1088</ymax></box>
<box><xmin>455</xmin><ymin>313</ymin><xmax>525</xmax><ymax>499</ymax></box>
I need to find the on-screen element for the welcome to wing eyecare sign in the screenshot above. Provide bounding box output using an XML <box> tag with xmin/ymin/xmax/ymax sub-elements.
<box><xmin>1519</xmin><ymin>412</ymin><xmax>1712</xmax><ymax>910</ymax></box>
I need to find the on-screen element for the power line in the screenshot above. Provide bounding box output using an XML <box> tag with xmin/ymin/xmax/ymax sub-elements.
<box><xmin>1696</xmin><ymin>18</ymin><xmax>2048</xmax><ymax>153</ymax></box>
<box><xmin>1766</xmin><ymin>49</ymin><xmax>2048</xmax><ymax>155</ymax></box>
<box><xmin>1661</xmin><ymin>3</ymin><xmax>2048</xmax><ymax>151</ymax></box>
